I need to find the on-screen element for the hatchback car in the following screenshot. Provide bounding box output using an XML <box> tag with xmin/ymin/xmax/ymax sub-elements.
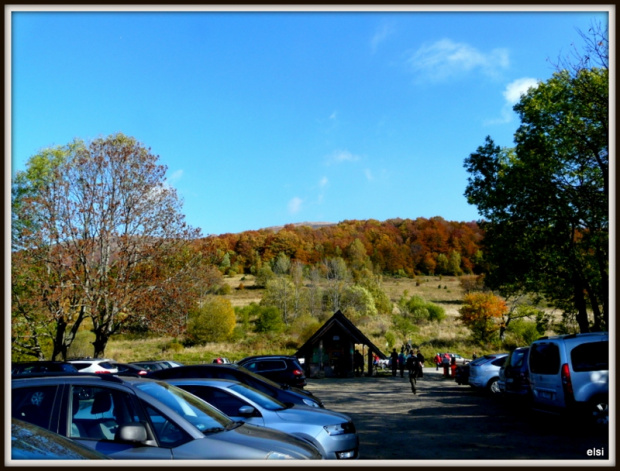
<box><xmin>12</xmin><ymin>361</ymin><xmax>79</xmax><ymax>377</ymax></box>
<box><xmin>528</xmin><ymin>332</ymin><xmax>608</xmax><ymax>426</ymax></box>
<box><xmin>149</xmin><ymin>364</ymin><xmax>323</xmax><ymax>408</ymax></box>
<box><xmin>468</xmin><ymin>353</ymin><xmax>508</xmax><ymax>394</ymax></box>
<box><xmin>167</xmin><ymin>378</ymin><xmax>359</xmax><ymax>459</ymax></box>
<box><xmin>12</xmin><ymin>418</ymin><xmax>110</xmax><ymax>460</ymax></box>
<box><xmin>67</xmin><ymin>358</ymin><xmax>118</xmax><ymax>374</ymax></box>
<box><xmin>12</xmin><ymin>373</ymin><xmax>321</xmax><ymax>460</ymax></box>
<box><xmin>237</xmin><ymin>355</ymin><xmax>307</xmax><ymax>388</ymax></box>
<box><xmin>498</xmin><ymin>347</ymin><xmax>531</xmax><ymax>399</ymax></box>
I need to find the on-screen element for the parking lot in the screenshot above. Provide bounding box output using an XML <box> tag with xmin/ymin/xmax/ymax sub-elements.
<box><xmin>304</xmin><ymin>368</ymin><xmax>611</xmax><ymax>462</ymax></box>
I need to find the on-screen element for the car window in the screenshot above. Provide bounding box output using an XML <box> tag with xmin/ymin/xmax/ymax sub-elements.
<box><xmin>571</xmin><ymin>341</ymin><xmax>608</xmax><ymax>372</ymax></box>
<box><xmin>186</xmin><ymin>386</ymin><xmax>251</xmax><ymax>417</ymax></box>
<box><xmin>70</xmin><ymin>386</ymin><xmax>143</xmax><ymax>441</ymax></box>
<box><xmin>492</xmin><ymin>357</ymin><xmax>506</xmax><ymax>367</ymax></box>
<box><xmin>257</xmin><ymin>360</ymin><xmax>286</xmax><ymax>372</ymax></box>
<box><xmin>136</xmin><ymin>381</ymin><xmax>232</xmax><ymax>433</ymax></box>
<box><xmin>143</xmin><ymin>404</ymin><xmax>190</xmax><ymax>447</ymax></box>
<box><xmin>529</xmin><ymin>343</ymin><xmax>560</xmax><ymax>374</ymax></box>
<box><xmin>71</xmin><ymin>362</ymin><xmax>90</xmax><ymax>371</ymax></box>
<box><xmin>229</xmin><ymin>384</ymin><xmax>286</xmax><ymax>411</ymax></box>
<box><xmin>12</xmin><ymin>385</ymin><xmax>59</xmax><ymax>430</ymax></box>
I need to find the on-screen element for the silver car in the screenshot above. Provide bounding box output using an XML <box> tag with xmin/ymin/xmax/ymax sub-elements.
<box><xmin>468</xmin><ymin>353</ymin><xmax>508</xmax><ymax>394</ymax></box>
<box><xmin>167</xmin><ymin>378</ymin><xmax>359</xmax><ymax>459</ymax></box>
<box><xmin>12</xmin><ymin>374</ymin><xmax>322</xmax><ymax>460</ymax></box>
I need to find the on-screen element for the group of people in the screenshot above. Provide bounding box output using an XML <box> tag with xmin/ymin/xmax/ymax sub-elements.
<box><xmin>390</xmin><ymin>347</ymin><xmax>424</xmax><ymax>379</ymax></box>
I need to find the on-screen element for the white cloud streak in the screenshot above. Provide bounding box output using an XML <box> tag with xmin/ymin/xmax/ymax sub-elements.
<box><xmin>288</xmin><ymin>197</ymin><xmax>303</xmax><ymax>214</ymax></box>
<box><xmin>408</xmin><ymin>39</ymin><xmax>509</xmax><ymax>81</ymax></box>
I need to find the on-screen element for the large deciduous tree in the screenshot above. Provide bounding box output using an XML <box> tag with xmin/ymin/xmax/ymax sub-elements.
<box><xmin>464</xmin><ymin>28</ymin><xmax>608</xmax><ymax>333</ymax></box>
<box><xmin>12</xmin><ymin>133</ymin><xmax>204</xmax><ymax>358</ymax></box>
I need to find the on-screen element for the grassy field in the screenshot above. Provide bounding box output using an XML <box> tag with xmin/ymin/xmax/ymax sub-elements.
<box><xmin>105</xmin><ymin>274</ymin><xmax>482</xmax><ymax>365</ymax></box>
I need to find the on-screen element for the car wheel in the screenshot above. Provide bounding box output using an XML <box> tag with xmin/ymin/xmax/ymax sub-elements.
<box><xmin>487</xmin><ymin>378</ymin><xmax>501</xmax><ymax>395</ymax></box>
<box><xmin>588</xmin><ymin>395</ymin><xmax>609</xmax><ymax>427</ymax></box>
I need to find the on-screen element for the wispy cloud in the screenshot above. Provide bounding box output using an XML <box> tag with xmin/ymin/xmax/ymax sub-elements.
<box><xmin>168</xmin><ymin>169</ymin><xmax>183</xmax><ymax>184</ymax></box>
<box><xmin>364</xmin><ymin>169</ymin><xmax>374</xmax><ymax>181</ymax></box>
<box><xmin>485</xmin><ymin>77</ymin><xmax>539</xmax><ymax>125</ymax></box>
<box><xmin>326</xmin><ymin>149</ymin><xmax>361</xmax><ymax>165</ymax></box>
<box><xmin>371</xmin><ymin>22</ymin><xmax>395</xmax><ymax>54</ymax></box>
<box><xmin>319</xmin><ymin>176</ymin><xmax>329</xmax><ymax>188</ymax></box>
<box><xmin>408</xmin><ymin>39</ymin><xmax>509</xmax><ymax>81</ymax></box>
<box><xmin>288</xmin><ymin>197</ymin><xmax>303</xmax><ymax>214</ymax></box>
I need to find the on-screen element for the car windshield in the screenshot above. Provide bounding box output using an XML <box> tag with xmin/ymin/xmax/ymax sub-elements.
<box><xmin>229</xmin><ymin>383</ymin><xmax>288</xmax><ymax>411</ymax></box>
<box><xmin>137</xmin><ymin>381</ymin><xmax>233</xmax><ymax>432</ymax></box>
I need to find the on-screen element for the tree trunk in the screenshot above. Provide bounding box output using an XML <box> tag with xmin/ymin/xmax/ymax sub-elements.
<box><xmin>574</xmin><ymin>280</ymin><xmax>590</xmax><ymax>333</ymax></box>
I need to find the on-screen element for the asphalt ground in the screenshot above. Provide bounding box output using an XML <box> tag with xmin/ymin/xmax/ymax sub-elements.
<box><xmin>304</xmin><ymin>367</ymin><xmax>612</xmax><ymax>464</ymax></box>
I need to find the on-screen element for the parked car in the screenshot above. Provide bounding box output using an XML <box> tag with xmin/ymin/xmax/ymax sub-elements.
<box><xmin>167</xmin><ymin>378</ymin><xmax>359</xmax><ymax>459</ymax></box>
<box><xmin>213</xmin><ymin>357</ymin><xmax>231</xmax><ymax>364</ymax></box>
<box><xmin>445</xmin><ymin>353</ymin><xmax>471</xmax><ymax>365</ymax></box>
<box><xmin>468</xmin><ymin>353</ymin><xmax>508</xmax><ymax>394</ymax></box>
<box><xmin>12</xmin><ymin>373</ymin><xmax>322</xmax><ymax>460</ymax></box>
<box><xmin>11</xmin><ymin>418</ymin><xmax>110</xmax><ymax>460</ymax></box>
<box><xmin>148</xmin><ymin>364</ymin><xmax>324</xmax><ymax>408</ymax></box>
<box><xmin>237</xmin><ymin>355</ymin><xmax>307</xmax><ymax>388</ymax></box>
<box><xmin>12</xmin><ymin>361</ymin><xmax>79</xmax><ymax>377</ymax></box>
<box><xmin>67</xmin><ymin>358</ymin><xmax>118</xmax><ymax>374</ymax></box>
<box><xmin>498</xmin><ymin>347</ymin><xmax>531</xmax><ymax>399</ymax></box>
<box><xmin>129</xmin><ymin>361</ymin><xmax>168</xmax><ymax>372</ymax></box>
<box><xmin>111</xmin><ymin>362</ymin><xmax>149</xmax><ymax>376</ymax></box>
<box><xmin>528</xmin><ymin>332</ymin><xmax>608</xmax><ymax>427</ymax></box>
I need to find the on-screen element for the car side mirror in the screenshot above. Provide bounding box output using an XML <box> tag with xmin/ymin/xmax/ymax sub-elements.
<box><xmin>238</xmin><ymin>406</ymin><xmax>255</xmax><ymax>417</ymax></box>
<box><xmin>116</xmin><ymin>423</ymin><xmax>148</xmax><ymax>443</ymax></box>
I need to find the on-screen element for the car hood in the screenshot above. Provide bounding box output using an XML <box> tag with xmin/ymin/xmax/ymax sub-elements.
<box><xmin>207</xmin><ymin>423</ymin><xmax>322</xmax><ymax>460</ymax></box>
<box><xmin>274</xmin><ymin>405</ymin><xmax>352</xmax><ymax>426</ymax></box>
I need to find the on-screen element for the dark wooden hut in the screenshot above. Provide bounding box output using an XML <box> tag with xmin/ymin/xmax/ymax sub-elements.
<box><xmin>295</xmin><ymin>310</ymin><xmax>387</xmax><ymax>378</ymax></box>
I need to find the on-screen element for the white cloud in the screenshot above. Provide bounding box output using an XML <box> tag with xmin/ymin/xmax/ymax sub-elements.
<box><xmin>503</xmin><ymin>77</ymin><xmax>539</xmax><ymax>105</ymax></box>
<box><xmin>485</xmin><ymin>77</ymin><xmax>540</xmax><ymax>126</ymax></box>
<box><xmin>288</xmin><ymin>197</ymin><xmax>303</xmax><ymax>214</ymax></box>
<box><xmin>364</xmin><ymin>169</ymin><xmax>374</xmax><ymax>181</ymax></box>
<box><xmin>319</xmin><ymin>176</ymin><xmax>328</xmax><ymax>187</ymax></box>
<box><xmin>326</xmin><ymin>149</ymin><xmax>360</xmax><ymax>165</ymax></box>
<box><xmin>408</xmin><ymin>39</ymin><xmax>509</xmax><ymax>81</ymax></box>
<box><xmin>371</xmin><ymin>22</ymin><xmax>395</xmax><ymax>54</ymax></box>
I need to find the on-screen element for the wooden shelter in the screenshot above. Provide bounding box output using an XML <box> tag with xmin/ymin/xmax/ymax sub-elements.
<box><xmin>295</xmin><ymin>310</ymin><xmax>387</xmax><ymax>378</ymax></box>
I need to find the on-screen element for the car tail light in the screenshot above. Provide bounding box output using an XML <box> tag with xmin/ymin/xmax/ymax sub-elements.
<box><xmin>561</xmin><ymin>363</ymin><xmax>574</xmax><ymax>403</ymax></box>
<box><xmin>292</xmin><ymin>369</ymin><xmax>303</xmax><ymax>377</ymax></box>
<box><xmin>96</xmin><ymin>370</ymin><xmax>111</xmax><ymax>374</ymax></box>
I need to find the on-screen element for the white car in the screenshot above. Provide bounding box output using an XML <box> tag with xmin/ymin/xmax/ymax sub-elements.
<box><xmin>67</xmin><ymin>358</ymin><xmax>118</xmax><ymax>374</ymax></box>
<box><xmin>528</xmin><ymin>332</ymin><xmax>608</xmax><ymax>427</ymax></box>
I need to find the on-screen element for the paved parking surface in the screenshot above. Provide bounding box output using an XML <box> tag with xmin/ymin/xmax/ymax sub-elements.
<box><xmin>304</xmin><ymin>368</ymin><xmax>612</xmax><ymax>463</ymax></box>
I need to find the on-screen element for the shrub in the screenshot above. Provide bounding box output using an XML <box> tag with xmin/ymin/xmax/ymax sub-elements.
<box><xmin>254</xmin><ymin>306</ymin><xmax>285</xmax><ymax>334</ymax></box>
<box><xmin>187</xmin><ymin>296</ymin><xmax>236</xmax><ymax>344</ymax></box>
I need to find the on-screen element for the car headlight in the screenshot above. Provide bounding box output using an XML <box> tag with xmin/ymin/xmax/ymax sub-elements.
<box><xmin>324</xmin><ymin>422</ymin><xmax>355</xmax><ymax>436</ymax></box>
<box><xmin>303</xmin><ymin>398</ymin><xmax>319</xmax><ymax>408</ymax></box>
<box><xmin>266</xmin><ymin>451</ymin><xmax>295</xmax><ymax>460</ymax></box>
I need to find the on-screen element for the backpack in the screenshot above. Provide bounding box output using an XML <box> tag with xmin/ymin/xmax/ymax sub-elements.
<box><xmin>442</xmin><ymin>355</ymin><xmax>450</xmax><ymax>366</ymax></box>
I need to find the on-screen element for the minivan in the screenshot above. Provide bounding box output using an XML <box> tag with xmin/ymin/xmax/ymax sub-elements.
<box><xmin>528</xmin><ymin>332</ymin><xmax>608</xmax><ymax>426</ymax></box>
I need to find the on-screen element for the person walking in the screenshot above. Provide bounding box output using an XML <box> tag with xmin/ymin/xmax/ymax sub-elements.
<box><xmin>398</xmin><ymin>348</ymin><xmax>406</xmax><ymax>378</ymax></box>
<box><xmin>390</xmin><ymin>348</ymin><xmax>398</xmax><ymax>377</ymax></box>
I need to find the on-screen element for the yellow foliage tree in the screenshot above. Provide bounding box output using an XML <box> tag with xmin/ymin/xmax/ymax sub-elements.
<box><xmin>187</xmin><ymin>296</ymin><xmax>236</xmax><ymax>344</ymax></box>
<box><xmin>458</xmin><ymin>292</ymin><xmax>508</xmax><ymax>342</ymax></box>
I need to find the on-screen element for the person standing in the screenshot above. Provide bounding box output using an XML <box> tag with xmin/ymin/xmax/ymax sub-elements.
<box><xmin>354</xmin><ymin>350</ymin><xmax>364</xmax><ymax>377</ymax></box>
<box><xmin>390</xmin><ymin>348</ymin><xmax>398</xmax><ymax>377</ymax></box>
<box><xmin>398</xmin><ymin>348</ymin><xmax>406</xmax><ymax>378</ymax></box>
<box><xmin>416</xmin><ymin>349</ymin><xmax>425</xmax><ymax>378</ymax></box>
<box><xmin>434</xmin><ymin>353</ymin><xmax>442</xmax><ymax>370</ymax></box>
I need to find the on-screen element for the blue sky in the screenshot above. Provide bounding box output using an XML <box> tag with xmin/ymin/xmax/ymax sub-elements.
<box><xmin>9</xmin><ymin>6</ymin><xmax>610</xmax><ymax>236</ymax></box>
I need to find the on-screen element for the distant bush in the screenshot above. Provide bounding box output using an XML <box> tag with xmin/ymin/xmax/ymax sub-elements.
<box><xmin>187</xmin><ymin>296</ymin><xmax>236</xmax><ymax>344</ymax></box>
